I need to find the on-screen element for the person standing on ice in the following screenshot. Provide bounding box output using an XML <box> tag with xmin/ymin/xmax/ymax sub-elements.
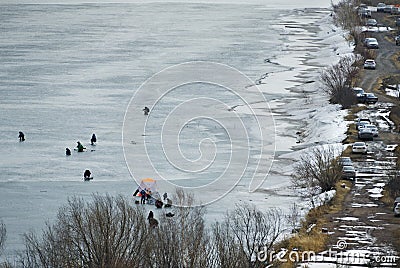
<box><xmin>66</xmin><ymin>148</ymin><xmax>71</xmax><ymax>156</ymax></box>
<box><xmin>140</xmin><ymin>188</ymin><xmax>147</xmax><ymax>204</ymax></box>
<box><xmin>147</xmin><ymin>210</ymin><xmax>154</xmax><ymax>222</ymax></box>
<box><xmin>18</xmin><ymin>131</ymin><xmax>25</xmax><ymax>141</ymax></box>
<box><xmin>90</xmin><ymin>133</ymin><xmax>97</xmax><ymax>145</ymax></box>
<box><xmin>143</xmin><ymin>106</ymin><xmax>150</xmax><ymax>115</ymax></box>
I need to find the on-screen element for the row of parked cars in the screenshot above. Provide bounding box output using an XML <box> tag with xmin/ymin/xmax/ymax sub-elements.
<box><xmin>340</xmin><ymin>155</ymin><xmax>400</xmax><ymax>217</ymax></box>
<box><xmin>377</xmin><ymin>3</ymin><xmax>400</xmax><ymax>14</ymax></box>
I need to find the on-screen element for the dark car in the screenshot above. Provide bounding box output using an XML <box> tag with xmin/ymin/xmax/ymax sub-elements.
<box><xmin>358</xmin><ymin>128</ymin><xmax>374</xmax><ymax>141</ymax></box>
<box><xmin>342</xmin><ymin>165</ymin><xmax>356</xmax><ymax>180</ymax></box>
<box><xmin>361</xmin><ymin>93</ymin><xmax>378</xmax><ymax>104</ymax></box>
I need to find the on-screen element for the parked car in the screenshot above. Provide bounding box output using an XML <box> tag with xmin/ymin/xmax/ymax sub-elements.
<box><xmin>364</xmin><ymin>37</ymin><xmax>374</xmax><ymax>46</ymax></box>
<box><xmin>342</xmin><ymin>165</ymin><xmax>356</xmax><ymax>180</ymax></box>
<box><xmin>339</xmin><ymin>156</ymin><xmax>353</xmax><ymax>166</ymax></box>
<box><xmin>358</xmin><ymin>8</ymin><xmax>372</xmax><ymax>18</ymax></box>
<box><xmin>352</xmin><ymin>87</ymin><xmax>365</xmax><ymax>102</ymax></box>
<box><xmin>356</xmin><ymin>118</ymin><xmax>371</xmax><ymax>129</ymax></box>
<box><xmin>366</xmin><ymin>18</ymin><xmax>378</xmax><ymax>27</ymax></box>
<box><xmin>359</xmin><ymin>124</ymin><xmax>378</xmax><ymax>136</ymax></box>
<box><xmin>357</xmin><ymin>121</ymin><xmax>370</xmax><ymax>130</ymax></box>
<box><xmin>361</xmin><ymin>92</ymin><xmax>378</xmax><ymax>104</ymax></box>
<box><xmin>391</xmin><ymin>7</ymin><xmax>400</xmax><ymax>14</ymax></box>
<box><xmin>365</xmin><ymin>38</ymin><xmax>379</xmax><ymax>49</ymax></box>
<box><xmin>364</xmin><ymin>59</ymin><xmax>376</xmax><ymax>69</ymax></box>
<box><xmin>393</xmin><ymin>196</ymin><xmax>400</xmax><ymax>210</ymax></box>
<box><xmin>377</xmin><ymin>2</ymin><xmax>386</xmax><ymax>12</ymax></box>
<box><xmin>358</xmin><ymin>128</ymin><xmax>374</xmax><ymax>140</ymax></box>
<box><xmin>394</xmin><ymin>203</ymin><xmax>400</xmax><ymax>217</ymax></box>
<box><xmin>395</xmin><ymin>35</ymin><xmax>400</xmax><ymax>46</ymax></box>
<box><xmin>352</xmin><ymin>87</ymin><xmax>364</xmax><ymax>96</ymax></box>
<box><xmin>384</xmin><ymin>5</ymin><xmax>394</xmax><ymax>13</ymax></box>
<box><xmin>352</xmin><ymin>142</ymin><xmax>368</xmax><ymax>154</ymax></box>
<box><xmin>394</xmin><ymin>197</ymin><xmax>400</xmax><ymax>209</ymax></box>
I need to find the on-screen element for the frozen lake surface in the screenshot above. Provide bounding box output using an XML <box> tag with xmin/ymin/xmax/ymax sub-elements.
<box><xmin>0</xmin><ymin>1</ymin><xmax>350</xmax><ymax>258</ymax></box>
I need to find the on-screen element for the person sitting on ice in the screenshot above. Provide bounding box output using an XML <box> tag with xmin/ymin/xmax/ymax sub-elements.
<box><xmin>76</xmin><ymin>141</ymin><xmax>86</xmax><ymax>152</ymax></box>
<box><xmin>164</xmin><ymin>198</ymin><xmax>172</xmax><ymax>208</ymax></box>
<box><xmin>143</xmin><ymin>106</ymin><xmax>150</xmax><ymax>115</ymax></box>
<box><xmin>66</xmin><ymin>148</ymin><xmax>71</xmax><ymax>156</ymax></box>
<box><xmin>155</xmin><ymin>199</ymin><xmax>163</xmax><ymax>209</ymax></box>
<box><xmin>90</xmin><ymin>133</ymin><xmax>97</xmax><ymax>145</ymax></box>
<box><xmin>83</xmin><ymin>169</ymin><xmax>92</xmax><ymax>181</ymax></box>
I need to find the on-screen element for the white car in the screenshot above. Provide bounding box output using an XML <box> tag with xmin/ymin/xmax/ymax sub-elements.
<box><xmin>366</xmin><ymin>18</ymin><xmax>378</xmax><ymax>27</ymax></box>
<box><xmin>359</xmin><ymin>124</ymin><xmax>378</xmax><ymax>137</ymax></box>
<box><xmin>364</xmin><ymin>38</ymin><xmax>378</xmax><ymax>48</ymax></box>
<box><xmin>394</xmin><ymin>203</ymin><xmax>400</xmax><ymax>217</ymax></box>
<box><xmin>377</xmin><ymin>2</ymin><xmax>386</xmax><ymax>12</ymax></box>
<box><xmin>364</xmin><ymin>37</ymin><xmax>378</xmax><ymax>46</ymax></box>
<box><xmin>339</xmin><ymin>156</ymin><xmax>353</xmax><ymax>166</ymax></box>
<box><xmin>364</xmin><ymin>59</ymin><xmax>376</xmax><ymax>69</ymax></box>
<box><xmin>352</xmin><ymin>142</ymin><xmax>368</xmax><ymax>154</ymax></box>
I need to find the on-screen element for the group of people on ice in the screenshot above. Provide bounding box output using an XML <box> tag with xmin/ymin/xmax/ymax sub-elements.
<box><xmin>67</xmin><ymin>134</ymin><xmax>97</xmax><ymax>154</ymax></box>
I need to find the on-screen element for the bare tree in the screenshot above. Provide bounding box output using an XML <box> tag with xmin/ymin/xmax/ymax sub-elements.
<box><xmin>332</xmin><ymin>0</ymin><xmax>363</xmax><ymax>45</ymax></box>
<box><xmin>291</xmin><ymin>145</ymin><xmax>342</xmax><ymax>205</ymax></box>
<box><xmin>211</xmin><ymin>203</ymin><xmax>286</xmax><ymax>268</ymax></box>
<box><xmin>286</xmin><ymin>202</ymin><xmax>301</xmax><ymax>233</ymax></box>
<box><xmin>320</xmin><ymin>54</ymin><xmax>361</xmax><ymax>108</ymax></box>
<box><xmin>18</xmin><ymin>194</ymin><xmax>149</xmax><ymax>268</ymax></box>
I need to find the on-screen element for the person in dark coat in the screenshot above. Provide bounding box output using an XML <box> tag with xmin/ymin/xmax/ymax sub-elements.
<box><xmin>77</xmin><ymin>141</ymin><xmax>85</xmax><ymax>152</ymax></box>
<box><xmin>143</xmin><ymin>107</ymin><xmax>150</xmax><ymax>115</ymax></box>
<box><xmin>155</xmin><ymin>199</ymin><xmax>163</xmax><ymax>209</ymax></box>
<box><xmin>147</xmin><ymin>211</ymin><xmax>154</xmax><ymax>222</ymax></box>
<box><xmin>83</xmin><ymin>169</ymin><xmax>92</xmax><ymax>181</ymax></box>
<box><xmin>66</xmin><ymin>148</ymin><xmax>71</xmax><ymax>156</ymax></box>
<box><xmin>140</xmin><ymin>189</ymin><xmax>147</xmax><ymax>204</ymax></box>
<box><xmin>90</xmin><ymin>133</ymin><xmax>97</xmax><ymax>145</ymax></box>
<box><xmin>18</xmin><ymin>131</ymin><xmax>25</xmax><ymax>141</ymax></box>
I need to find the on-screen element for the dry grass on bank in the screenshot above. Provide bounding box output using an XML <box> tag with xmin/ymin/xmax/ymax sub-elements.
<box><xmin>276</xmin><ymin>180</ymin><xmax>352</xmax><ymax>268</ymax></box>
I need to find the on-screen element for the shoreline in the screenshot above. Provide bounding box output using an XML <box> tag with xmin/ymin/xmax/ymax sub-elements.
<box><xmin>281</xmin><ymin>2</ymin><xmax>400</xmax><ymax>267</ymax></box>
